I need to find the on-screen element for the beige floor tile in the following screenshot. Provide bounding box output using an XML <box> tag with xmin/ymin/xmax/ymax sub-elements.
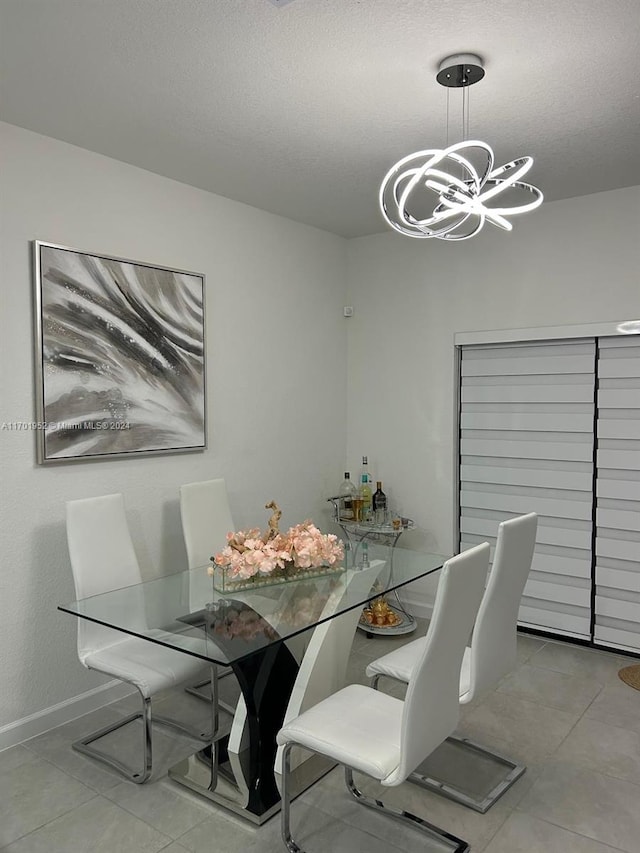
<box><xmin>2</xmin><ymin>795</ymin><xmax>171</xmax><ymax>853</ymax></box>
<box><xmin>528</xmin><ymin>642</ymin><xmax>630</xmax><ymax>684</ymax></box>
<box><xmin>460</xmin><ymin>690</ymin><xmax>580</xmax><ymax>763</ymax></box>
<box><xmin>176</xmin><ymin>808</ymin><xmax>271</xmax><ymax>853</ymax></box>
<box><xmin>299</xmin><ymin>766</ymin><xmax>453</xmax><ymax>851</ymax></box>
<box><xmin>0</xmin><ymin>753</ymin><xmax>96</xmax><ymax>847</ymax></box>
<box><xmin>515</xmin><ymin>634</ymin><xmax>547</xmax><ymax>663</ymax></box>
<box><xmin>497</xmin><ymin>663</ymin><xmax>603</xmax><ymax>714</ymax></box>
<box><xmin>23</xmin><ymin>709</ymin><xmax>126</xmax><ymax>792</ymax></box>
<box><xmin>584</xmin><ymin>678</ymin><xmax>640</xmax><ymax>735</ymax></box>
<box><xmin>104</xmin><ymin>777</ymin><xmax>214</xmax><ymax>839</ymax></box>
<box><xmin>3</xmin><ymin>624</ymin><xmax>638</xmax><ymax>852</ymax></box>
<box><xmin>555</xmin><ymin>716</ymin><xmax>640</xmax><ymax>785</ymax></box>
<box><xmin>0</xmin><ymin>746</ymin><xmax>33</xmax><ymax>775</ymax></box>
<box><xmin>352</xmin><ymin>765</ymin><xmax>531</xmax><ymax>853</ymax></box>
<box><xmin>484</xmin><ymin>811</ymin><xmax>626</xmax><ymax>853</ymax></box>
<box><xmin>273</xmin><ymin>792</ymin><xmax>439</xmax><ymax>853</ymax></box>
<box><xmin>517</xmin><ymin>762</ymin><xmax>640</xmax><ymax>853</ymax></box>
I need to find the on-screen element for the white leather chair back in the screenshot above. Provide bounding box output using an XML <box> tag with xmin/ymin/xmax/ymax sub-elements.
<box><xmin>465</xmin><ymin>512</ymin><xmax>537</xmax><ymax>703</ymax></box>
<box><xmin>229</xmin><ymin>561</ymin><xmax>379</xmax><ymax>781</ymax></box>
<box><xmin>390</xmin><ymin>543</ymin><xmax>489</xmax><ymax>785</ymax></box>
<box><xmin>277</xmin><ymin>562</ymin><xmax>385</xmax><ymax>761</ymax></box>
<box><xmin>66</xmin><ymin>493</ymin><xmax>143</xmax><ymax>660</ymax></box>
<box><xmin>180</xmin><ymin>478</ymin><xmax>235</xmax><ymax>570</ymax></box>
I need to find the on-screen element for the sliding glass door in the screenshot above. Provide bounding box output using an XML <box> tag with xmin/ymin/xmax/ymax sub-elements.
<box><xmin>457</xmin><ymin>328</ymin><xmax>640</xmax><ymax>653</ymax></box>
<box><xmin>458</xmin><ymin>339</ymin><xmax>595</xmax><ymax>639</ymax></box>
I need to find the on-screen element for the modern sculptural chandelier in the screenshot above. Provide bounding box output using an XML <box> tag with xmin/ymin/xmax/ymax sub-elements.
<box><xmin>379</xmin><ymin>54</ymin><xmax>544</xmax><ymax>241</ymax></box>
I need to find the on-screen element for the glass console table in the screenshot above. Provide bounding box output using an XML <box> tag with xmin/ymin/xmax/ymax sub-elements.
<box><xmin>59</xmin><ymin>543</ymin><xmax>446</xmax><ymax>825</ymax></box>
<box><xmin>328</xmin><ymin>497</ymin><xmax>417</xmax><ymax>636</ymax></box>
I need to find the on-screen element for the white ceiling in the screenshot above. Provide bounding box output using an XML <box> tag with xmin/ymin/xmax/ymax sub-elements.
<box><xmin>1</xmin><ymin>0</ymin><xmax>639</xmax><ymax>238</ymax></box>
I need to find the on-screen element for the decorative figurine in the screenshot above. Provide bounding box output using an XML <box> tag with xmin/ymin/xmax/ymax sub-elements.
<box><xmin>264</xmin><ymin>500</ymin><xmax>282</xmax><ymax>542</ymax></box>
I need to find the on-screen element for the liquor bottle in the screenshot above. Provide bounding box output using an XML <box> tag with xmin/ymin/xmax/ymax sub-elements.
<box><xmin>359</xmin><ymin>456</ymin><xmax>373</xmax><ymax>521</ymax></box>
<box><xmin>338</xmin><ymin>472</ymin><xmax>357</xmax><ymax>521</ymax></box>
<box><xmin>372</xmin><ymin>481</ymin><xmax>387</xmax><ymax>525</ymax></box>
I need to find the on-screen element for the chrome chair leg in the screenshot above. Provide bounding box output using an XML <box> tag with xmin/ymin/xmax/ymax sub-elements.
<box><xmin>156</xmin><ymin>664</ymin><xmax>218</xmax><ymax>741</ymax></box>
<box><xmin>409</xmin><ymin>735</ymin><xmax>526</xmax><ymax>813</ymax></box>
<box><xmin>185</xmin><ymin>666</ymin><xmax>237</xmax><ymax>716</ymax></box>
<box><xmin>344</xmin><ymin>767</ymin><xmax>470</xmax><ymax>853</ymax></box>
<box><xmin>373</xmin><ymin>672</ymin><xmax>525</xmax><ymax>813</ymax></box>
<box><xmin>73</xmin><ymin>688</ymin><xmax>153</xmax><ymax>784</ymax></box>
<box><xmin>74</xmin><ymin>666</ymin><xmax>218</xmax><ymax>783</ymax></box>
<box><xmin>281</xmin><ymin>742</ymin><xmax>305</xmax><ymax>853</ymax></box>
<box><xmin>280</xmin><ymin>738</ymin><xmax>469</xmax><ymax>853</ymax></box>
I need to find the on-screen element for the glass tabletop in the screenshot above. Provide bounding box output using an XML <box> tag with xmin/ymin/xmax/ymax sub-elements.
<box><xmin>58</xmin><ymin>543</ymin><xmax>447</xmax><ymax>666</ymax></box>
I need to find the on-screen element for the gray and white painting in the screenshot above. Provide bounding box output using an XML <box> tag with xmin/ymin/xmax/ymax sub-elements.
<box><xmin>35</xmin><ymin>243</ymin><xmax>205</xmax><ymax>462</ymax></box>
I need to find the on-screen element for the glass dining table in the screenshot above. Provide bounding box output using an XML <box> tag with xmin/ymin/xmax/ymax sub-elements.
<box><xmin>58</xmin><ymin>542</ymin><xmax>447</xmax><ymax>824</ymax></box>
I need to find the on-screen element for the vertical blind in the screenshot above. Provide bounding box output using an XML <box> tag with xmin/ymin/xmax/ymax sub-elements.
<box><xmin>595</xmin><ymin>336</ymin><xmax>640</xmax><ymax>652</ymax></box>
<box><xmin>459</xmin><ymin>340</ymin><xmax>595</xmax><ymax>638</ymax></box>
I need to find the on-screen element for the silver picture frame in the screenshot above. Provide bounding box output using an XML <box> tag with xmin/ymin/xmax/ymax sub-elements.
<box><xmin>32</xmin><ymin>240</ymin><xmax>207</xmax><ymax>464</ymax></box>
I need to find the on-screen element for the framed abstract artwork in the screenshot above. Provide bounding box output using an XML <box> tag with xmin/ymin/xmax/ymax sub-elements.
<box><xmin>33</xmin><ymin>241</ymin><xmax>206</xmax><ymax>463</ymax></box>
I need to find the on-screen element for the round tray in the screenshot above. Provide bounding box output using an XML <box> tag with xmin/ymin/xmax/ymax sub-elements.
<box><xmin>357</xmin><ymin>603</ymin><xmax>417</xmax><ymax>636</ymax></box>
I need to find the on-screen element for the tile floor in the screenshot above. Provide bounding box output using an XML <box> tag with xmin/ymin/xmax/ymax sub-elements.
<box><xmin>1</xmin><ymin>627</ymin><xmax>639</xmax><ymax>852</ymax></box>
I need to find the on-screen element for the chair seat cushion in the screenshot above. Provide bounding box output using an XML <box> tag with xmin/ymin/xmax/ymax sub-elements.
<box><xmin>277</xmin><ymin>683</ymin><xmax>403</xmax><ymax>782</ymax></box>
<box><xmin>82</xmin><ymin>634</ymin><xmax>208</xmax><ymax>697</ymax></box>
<box><xmin>365</xmin><ymin>642</ymin><xmax>472</xmax><ymax>700</ymax></box>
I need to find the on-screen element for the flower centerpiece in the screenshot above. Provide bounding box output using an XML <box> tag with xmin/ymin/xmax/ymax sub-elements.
<box><xmin>209</xmin><ymin>501</ymin><xmax>345</xmax><ymax>592</ymax></box>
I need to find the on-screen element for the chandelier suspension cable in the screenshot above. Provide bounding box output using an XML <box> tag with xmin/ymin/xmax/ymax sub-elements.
<box><xmin>378</xmin><ymin>52</ymin><xmax>544</xmax><ymax>241</ymax></box>
<box><xmin>446</xmin><ymin>86</ymin><xmax>450</xmax><ymax>148</ymax></box>
<box><xmin>462</xmin><ymin>84</ymin><xmax>466</xmax><ymax>142</ymax></box>
<box><xmin>465</xmin><ymin>83</ymin><xmax>470</xmax><ymax>141</ymax></box>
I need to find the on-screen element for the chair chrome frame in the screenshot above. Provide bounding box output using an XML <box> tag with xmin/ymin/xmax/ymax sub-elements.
<box><xmin>73</xmin><ymin>664</ymin><xmax>218</xmax><ymax>784</ymax></box>
<box><xmin>179</xmin><ymin>479</ymin><xmax>240</xmax><ymax>718</ymax></box>
<box><xmin>367</xmin><ymin>513</ymin><xmax>537</xmax><ymax>812</ymax></box>
<box><xmin>280</xmin><ymin>741</ymin><xmax>470</xmax><ymax>853</ymax></box>
<box><xmin>410</xmin><ymin>734</ymin><xmax>526</xmax><ymax>814</ymax></box>
<box><xmin>371</xmin><ymin>673</ymin><xmax>524</xmax><ymax>813</ymax></box>
<box><xmin>185</xmin><ymin>665</ymin><xmax>237</xmax><ymax>716</ymax></box>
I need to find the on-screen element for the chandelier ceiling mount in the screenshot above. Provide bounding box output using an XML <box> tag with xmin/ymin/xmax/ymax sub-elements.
<box><xmin>379</xmin><ymin>53</ymin><xmax>544</xmax><ymax>241</ymax></box>
<box><xmin>436</xmin><ymin>53</ymin><xmax>485</xmax><ymax>88</ymax></box>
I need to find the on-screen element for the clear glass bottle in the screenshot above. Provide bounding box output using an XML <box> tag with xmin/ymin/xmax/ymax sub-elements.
<box><xmin>372</xmin><ymin>481</ymin><xmax>387</xmax><ymax>526</ymax></box>
<box><xmin>338</xmin><ymin>472</ymin><xmax>357</xmax><ymax>521</ymax></box>
<box><xmin>359</xmin><ymin>456</ymin><xmax>373</xmax><ymax>522</ymax></box>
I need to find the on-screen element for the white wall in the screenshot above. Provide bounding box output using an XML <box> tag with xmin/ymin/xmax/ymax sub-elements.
<box><xmin>0</xmin><ymin>122</ymin><xmax>348</xmax><ymax>734</ymax></box>
<box><xmin>346</xmin><ymin>186</ymin><xmax>640</xmax><ymax>606</ymax></box>
<box><xmin>2</xmin><ymin>120</ymin><xmax>638</xmax><ymax>739</ymax></box>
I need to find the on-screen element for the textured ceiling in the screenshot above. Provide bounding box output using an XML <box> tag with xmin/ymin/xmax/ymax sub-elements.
<box><xmin>1</xmin><ymin>0</ymin><xmax>639</xmax><ymax>238</ymax></box>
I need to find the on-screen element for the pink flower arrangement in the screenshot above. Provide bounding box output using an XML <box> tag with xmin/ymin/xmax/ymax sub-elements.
<box><xmin>212</xmin><ymin>520</ymin><xmax>344</xmax><ymax>582</ymax></box>
<box><xmin>213</xmin><ymin>605</ymin><xmax>278</xmax><ymax>642</ymax></box>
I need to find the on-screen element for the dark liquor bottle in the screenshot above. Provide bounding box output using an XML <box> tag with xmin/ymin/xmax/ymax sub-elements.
<box><xmin>372</xmin><ymin>481</ymin><xmax>387</xmax><ymax>525</ymax></box>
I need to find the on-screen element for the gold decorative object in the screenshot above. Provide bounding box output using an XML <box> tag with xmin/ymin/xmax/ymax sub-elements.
<box><xmin>360</xmin><ymin>596</ymin><xmax>402</xmax><ymax>628</ymax></box>
<box><xmin>263</xmin><ymin>500</ymin><xmax>282</xmax><ymax>541</ymax></box>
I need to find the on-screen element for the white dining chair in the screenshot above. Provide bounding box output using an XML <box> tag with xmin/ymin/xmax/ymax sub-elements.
<box><xmin>67</xmin><ymin>493</ymin><xmax>216</xmax><ymax>783</ymax></box>
<box><xmin>273</xmin><ymin>560</ymin><xmax>386</xmax><ymax>780</ymax></box>
<box><xmin>180</xmin><ymin>478</ymin><xmax>235</xmax><ymax>569</ymax></box>
<box><xmin>276</xmin><ymin>542</ymin><xmax>490</xmax><ymax>853</ymax></box>
<box><xmin>365</xmin><ymin>511</ymin><xmax>538</xmax><ymax>812</ymax></box>
<box><xmin>221</xmin><ymin>560</ymin><xmax>385</xmax><ymax>804</ymax></box>
<box><xmin>180</xmin><ymin>478</ymin><xmax>238</xmax><ymax>712</ymax></box>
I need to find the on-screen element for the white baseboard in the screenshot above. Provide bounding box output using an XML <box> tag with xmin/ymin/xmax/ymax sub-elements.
<box><xmin>0</xmin><ymin>680</ymin><xmax>135</xmax><ymax>752</ymax></box>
